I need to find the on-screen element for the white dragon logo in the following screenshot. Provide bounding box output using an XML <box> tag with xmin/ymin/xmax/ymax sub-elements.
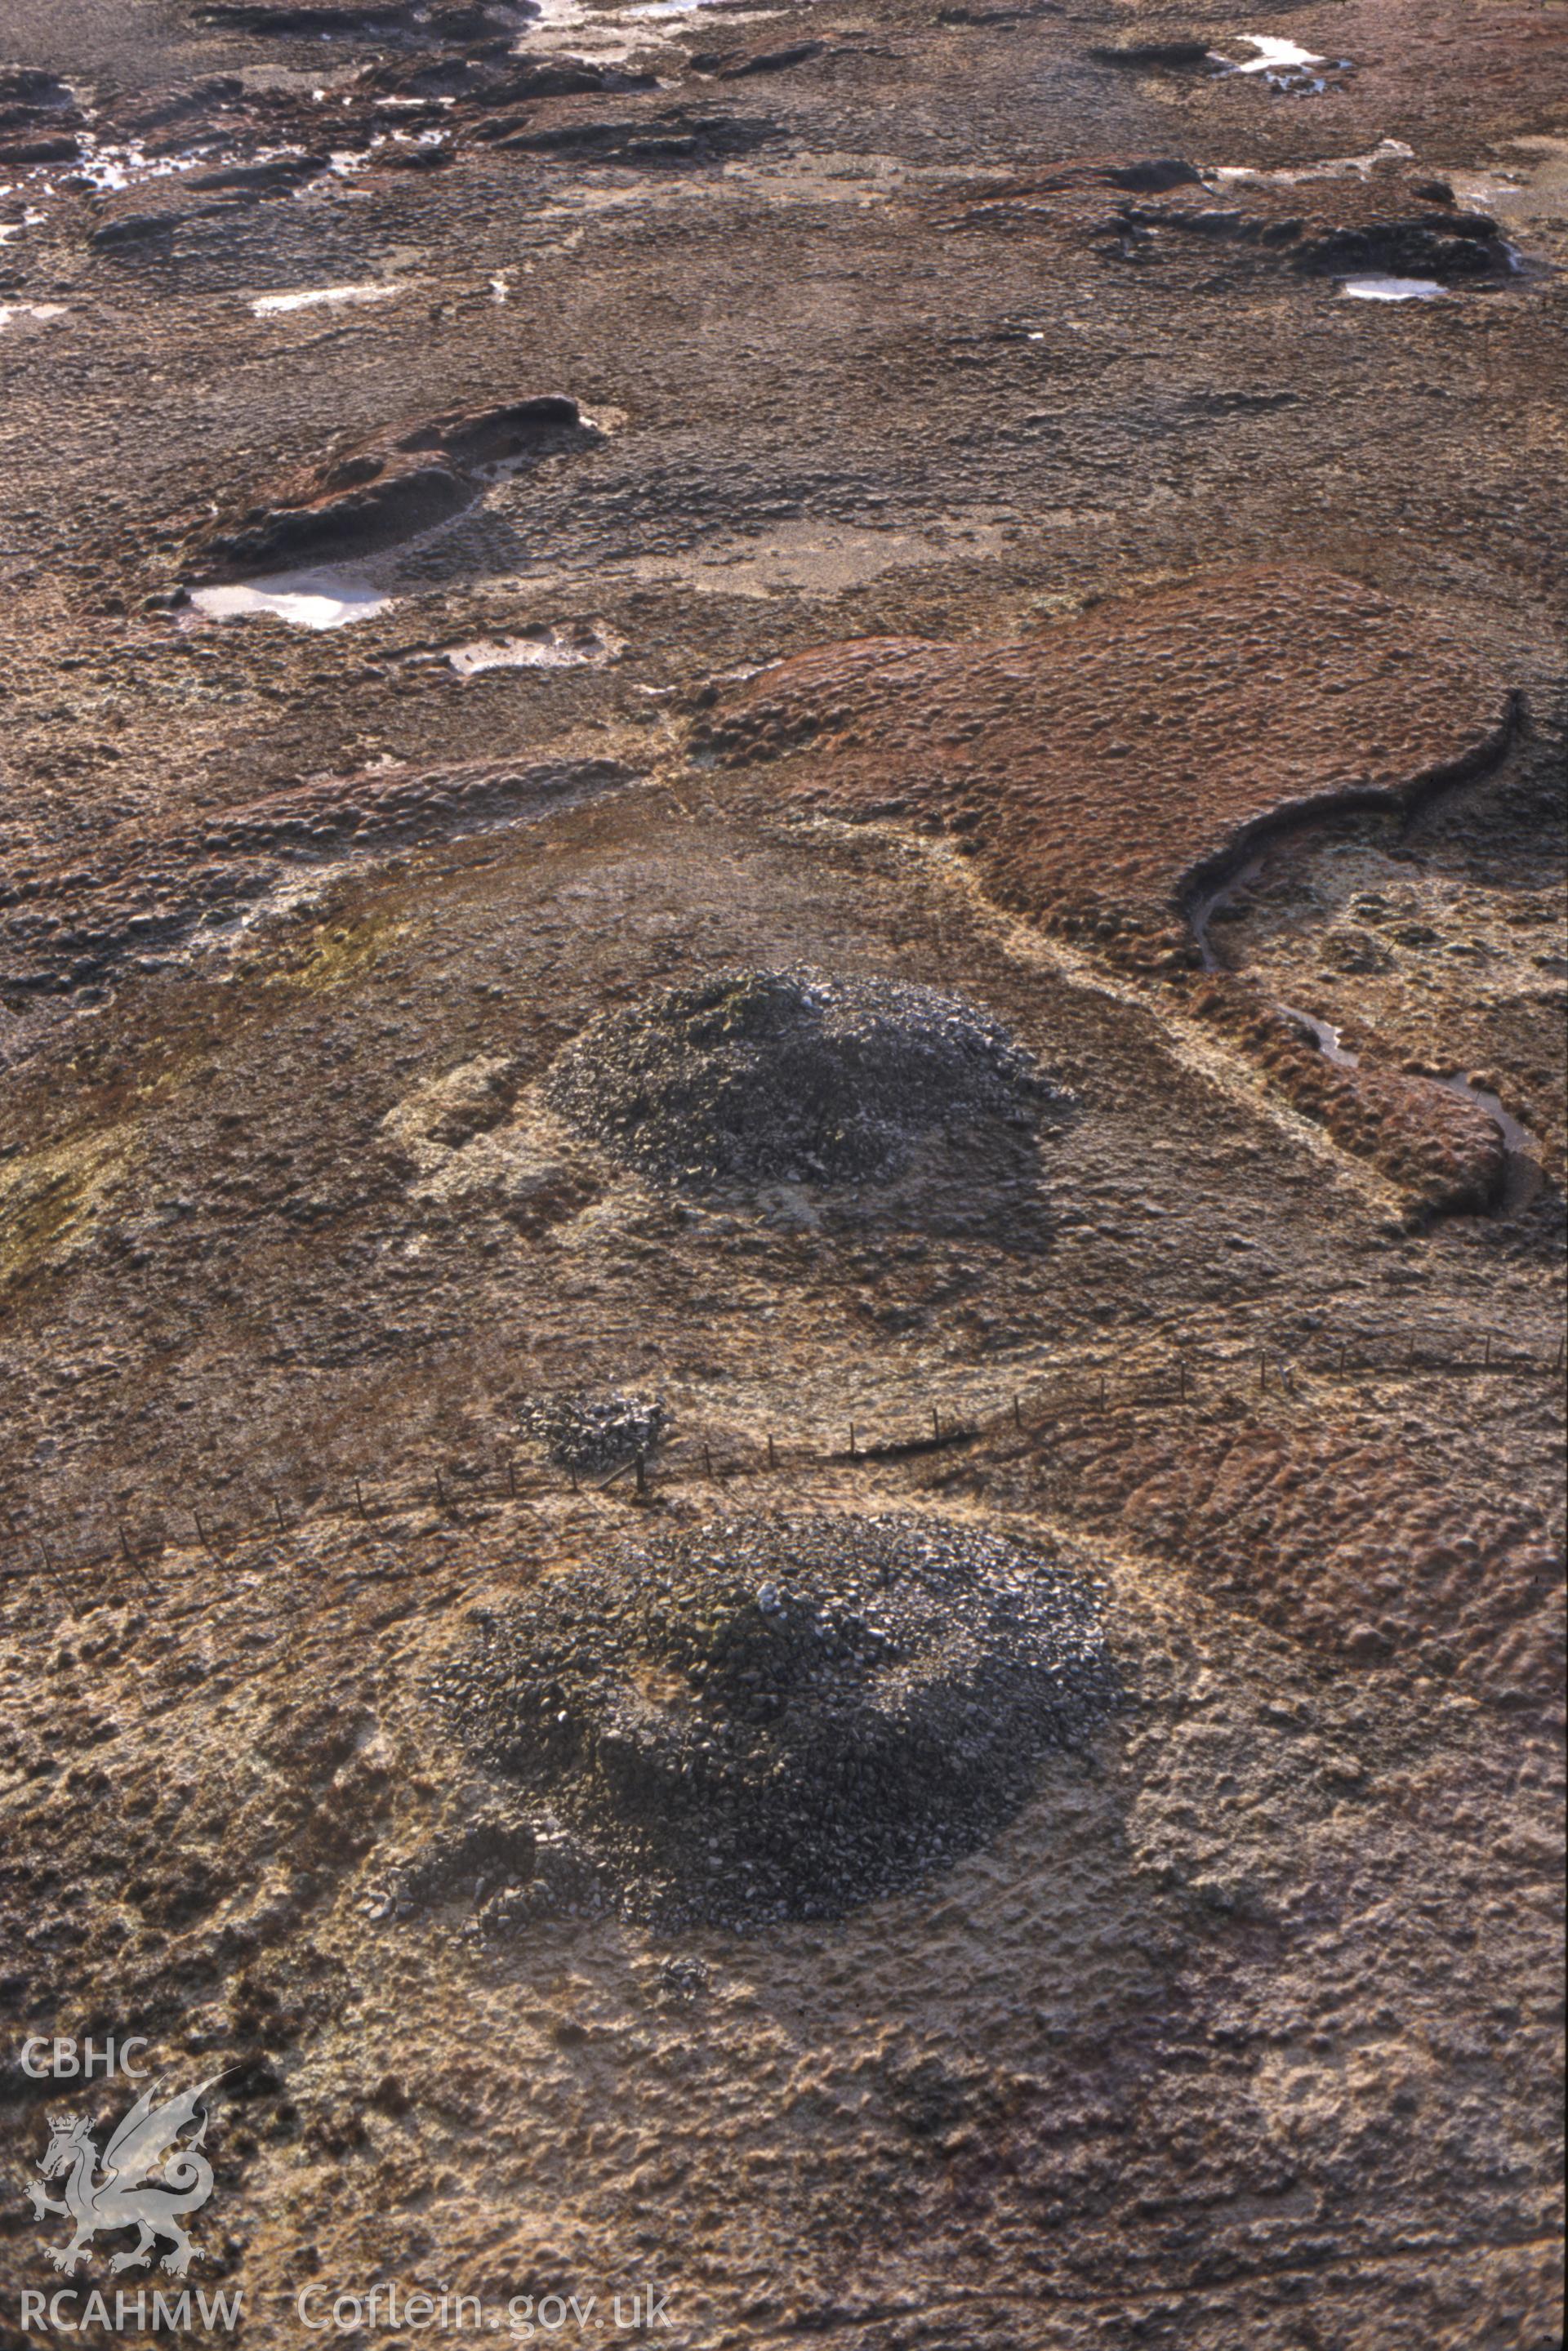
<box><xmin>26</xmin><ymin>2078</ymin><xmax>220</xmax><ymax>2278</ymax></box>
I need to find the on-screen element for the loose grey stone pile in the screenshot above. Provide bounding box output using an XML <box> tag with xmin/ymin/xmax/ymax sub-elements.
<box><xmin>430</xmin><ymin>1512</ymin><xmax>1116</xmax><ymax>1928</ymax></box>
<box><xmin>515</xmin><ymin>1391</ymin><xmax>666</xmax><ymax>1476</ymax></box>
<box><xmin>541</xmin><ymin>968</ymin><xmax>1061</xmax><ymax>1189</ymax></box>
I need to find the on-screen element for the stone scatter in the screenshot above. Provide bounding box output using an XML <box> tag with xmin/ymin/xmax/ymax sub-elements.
<box><xmin>514</xmin><ymin>1389</ymin><xmax>666</xmax><ymax>1476</ymax></box>
<box><xmin>430</xmin><ymin>1511</ymin><xmax>1117</xmax><ymax>1926</ymax></box>
<box><xmin>543</xmin><ymin>967</ymin><xmax>1063</xmax><ymax>1190</ymax></box>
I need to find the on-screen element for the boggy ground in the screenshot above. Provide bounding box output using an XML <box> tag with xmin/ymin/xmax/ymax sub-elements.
<box><xmin>0</xmin><ymin>0</ymin><xmax>1564</xmax><ymax>2346</ymax></box>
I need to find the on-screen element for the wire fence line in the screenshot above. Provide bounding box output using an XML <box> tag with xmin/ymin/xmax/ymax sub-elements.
<box><xmin>2</xmin><ymin>1326</ymin><xmax>1563</xmax><ymax>1606</ymax></box>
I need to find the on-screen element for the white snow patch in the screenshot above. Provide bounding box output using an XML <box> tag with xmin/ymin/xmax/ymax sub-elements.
<box><xmin>189</xmin><ymin>573</ymin><xmax>392</xmax><ymax>630</ymax></box>
<box><xmin>0</xmin><ymin>301</ymin><xmax>66</xmax><ymax>328</ymax></box>
<box><xmin>1208</xmin><ymin>140</ymin><xmax>1413</xmax><ymax>187</ymax></box>
<box><xmin>250</xmin><ymin>283</ymin><xmax>397</xmax><ymax>315</ymax></box>
<box><xmin>1209</xmin><ymin>33</ymin><xmax>1348</xmax><ymax>92</ymax></box>
<box><xmin>1232</xmin><ymin>36</ymin><xmax>1324</xmax><ymax>73</ymax></box>
<box><xmin>1340</xmin><ymin>275</ymin><xmax>1448</xmax><ymax>301</ymax></box>
<box><xmin>443</xmin><ymin>623</ymin><xmax>622</xmax><ymax>675</ymax></box>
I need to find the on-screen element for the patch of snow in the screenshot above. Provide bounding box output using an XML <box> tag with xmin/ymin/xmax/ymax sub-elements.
<box><xmin>189</xmin><ymin>573</ymin><xmax>392</xmax><ymax>630</ymax></box>
<box><xmin>444</xmin><ymin>624</ymin><xmax>621</xmax><ymax>675</ymax></box>
<box><xmin>250</xmin><ymin>283</ymin><xmax>397</xmax><ymax>315</ymax></box>
<box><xmin>1209</xmin><ymin>33</ymin><xmax>1348</xmax><ymax>93</ymax></box>
<box><xmin>1340</xmin><ymin>275</ymin><xmax>1447</xmax><ymax>301</ymax></box>
<box><xmin>72</xmin><ymin>136</ymin><xmax>219</xmax><ymax>192</ymax></box>
<box><xmin>1232</xmin><ymin>36</ymin><xmax>1324</xmax><ymax>74</ymax></box>
<box><xmin>0</xmin><ymin>301</ymin><xmax>67</xmax><ymax>328</ymax></box>
<box><xmin>1208</xmin><ymin>140</ymin><xmax>1412</xmax><ymax>187</ymax></box>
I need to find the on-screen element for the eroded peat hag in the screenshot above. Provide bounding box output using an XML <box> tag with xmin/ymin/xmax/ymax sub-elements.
<box><xmin>0</xmin><ymin>0</ymin><xmax>1561</xmax><ymax>2344</ymax></box>
<box><xmin>195</xmin><ymin>394</ymin><xmax>599</xmax><ymax>578</ymax></box>
<box><xmin>0</xmin><ymin>755</ymin><xmax>636</xmax><ymax>1009</ymax></box>
<box><xmin>696</xmin><ymin>566</ymin><xmax>1516</xmax><ymax>974</ymax></box>
<box><xmin>696</xmin><ymin>567</ymin><xmax>1544</xmax><ymax>1213</ymax></box>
